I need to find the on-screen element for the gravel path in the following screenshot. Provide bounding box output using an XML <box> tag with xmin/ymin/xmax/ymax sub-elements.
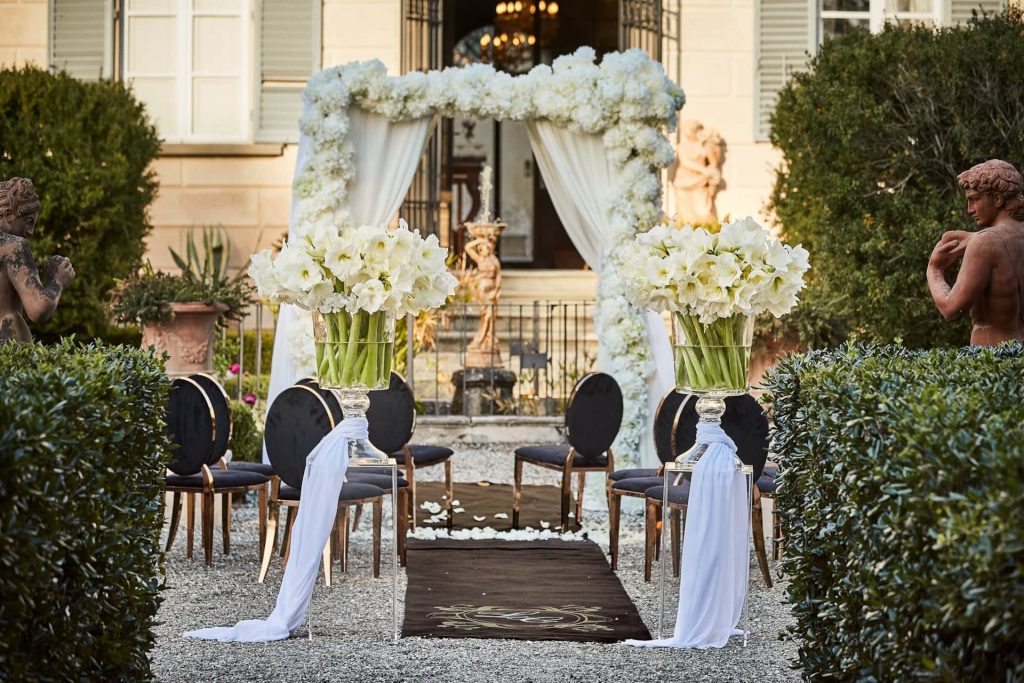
<box><xmin>151</xmin><ymin>444</ymin><xmax>799</xmax><ymax>682</ymax></box>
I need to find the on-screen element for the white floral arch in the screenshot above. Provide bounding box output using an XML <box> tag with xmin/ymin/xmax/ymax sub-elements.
<box><xmin>267</xmin><ymin>47</ymin><xmax>685</xmax><ymax>466</ymax></box>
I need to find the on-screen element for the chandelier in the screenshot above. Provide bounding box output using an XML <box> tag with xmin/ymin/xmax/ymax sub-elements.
<box><xmin>478</xmin><ymin>1</ymin><xmax>560</xmax><ymax>73</ymax></box>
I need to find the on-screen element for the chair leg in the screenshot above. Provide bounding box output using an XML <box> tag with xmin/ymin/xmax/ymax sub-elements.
<box><xmin>186</xmin><ymin>492</ymin><xmax>196</xmax><ymax>559</ymax></box>
<box><xmin>671</xmin><ymin>508</ymin><xmax>682</xmax><ymax>578</ymax></box>
<box><xmin>165</xmin><ymin>492</ymin><xmax>182</xmax><ymax>552</ymax></box>
<box><xmin>221</xmin><ymin>492</ymin><xmax>231</xmax><ymax>556</ymax></box>
<box><xmin>644</xmin><ymin>500</ymin><xmax>658</xmax><ymax>583</ymax></box>
<box><xmin>282</xmin><ymin>506</ymin><xmax>298</xmax><ymax>569</ymax></box>
<box><xmin>752</xmin><ymin>488</ymin><xmax>773</xmax><ymax>588</ymax></box>
<box><xmin>397</xmin><ymin>487</ymin><xmax>409</xmax><ymax>566</ymax></box>
<box><xmin>406</xmin><ymin>461</ymin><xmax>417</xmax><ymax>530</ymax></box>
<box><xmin>444</xmin><ymin>459</ymin><xmax>454</xmax><ymax>530</ymax></box>
<box><xmin>322</xmin><ymin>535</ymin><xmax>332</xmax><ymax>588</ymax></box>
<box><xmin>559</xmin><ymin>467</ymin><xmax>573</xmax><ymax>531</ymax></box>
<box><xmin>372</xmin><ymin>498</ymin><xmax>382</xmax><ymax>579</ymax></box>
<box><xmin>339</xmin><ymin>507</ymin><xmax>349</xmax><ymax>573</ymax></box>
<box><xmin>609</xmin><ymin>491</ymin><xmax>621</xmax><ymax>571</ymax></box>
<box><xmin>512</xmin><ymin>456</ymin><xmax>524</xmax><ymax>529</ymax></box>
<box><xmin>575</xmin><ymin>471</ymin><xmax>586</xmax><ymax>527</ymax></box>
<box><xmin>257</xmin><ymin>485</ymin><xmax>268</xmax><ymax>558</ymax></box>
<box><xmin>351</xmin><ymin>505</ymin><xmax>363</xmax><ymax>533</ymax></box>
<box><xmin>201</xmin><ymin>491</ymin><xmax>215</xmax><ymax>566</ymax></box>
<box><xmin>258</xmin><ymin>500</ymin><xmax>279</xmax><ymax>583</ymax></box>
<box><xmin>281</xmin><ymin>506</ymin><xmax>295</xmax><ymax>558</ymax></box>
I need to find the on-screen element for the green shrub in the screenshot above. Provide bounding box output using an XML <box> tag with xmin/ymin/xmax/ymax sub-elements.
<box><xmin>769</xmin><ymin>9</ymin><xmax>1024</xmax><ymax>348</ymax></box>
<box><xmin>764</xmin><ymin>342</ymin><xmax>1024</xmax><ymax>680</ymax></box>
<box><xmin>228</xmin><ymin>400</ymin><xmax>263</xmax><ymax>462</ymax></box>
<box><xmin>0</xmin><ymin>340</ymin><xmax>171</xmax><ymax>681</ymax></box>
<box><xmin>214</xmin><ymin>327</ymin><xmax>275</xmax><ymax>377</ymax></box>
<box><xmin>0</xmin><ymin>67</ymin><xmax>160</xmax><ymax>339</ymax></box>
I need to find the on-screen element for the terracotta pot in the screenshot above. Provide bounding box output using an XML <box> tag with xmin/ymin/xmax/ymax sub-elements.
<box><xmin>141</xmin><ymin>302</ymin><xmax>227</xmax><ymax>376</ymax></box>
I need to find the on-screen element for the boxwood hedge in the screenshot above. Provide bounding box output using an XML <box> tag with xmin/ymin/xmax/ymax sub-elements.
<box><xmin>0</xmin><ymin>340</ymin><xmax>171</xmax><ymax>681</ymax></box>
<box><xmin>764</xmin><ymin>343</ymin><xmax>1024</xmax><ymax>680</ymax></box>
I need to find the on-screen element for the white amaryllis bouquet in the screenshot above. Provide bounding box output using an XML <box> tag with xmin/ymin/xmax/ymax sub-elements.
<box><xmin>621</xmin><ymin>217</ymin><xmax>810</xmax><ymax>393</ymax></box>
<box><xmin>249</xmin><ymin>220</ymin><xmax>457</xmax><ymax>389</ymax></box>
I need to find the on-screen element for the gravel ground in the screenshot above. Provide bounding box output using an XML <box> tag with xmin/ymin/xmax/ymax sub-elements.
<box><xmin>151</xmin><ymin>443</ymin><xmax>799</xmax><ymax>682</ymax></box>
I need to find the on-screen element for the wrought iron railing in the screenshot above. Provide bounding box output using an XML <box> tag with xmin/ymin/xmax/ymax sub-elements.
<box><xmin>226</xmin><ymin>300</ymin><xmax>597</xmax><ymax>416</ymax></box>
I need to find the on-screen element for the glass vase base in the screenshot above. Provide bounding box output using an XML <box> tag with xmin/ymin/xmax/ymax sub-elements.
<box><xmin>673</xmin><ymin>394</ymin><xmax>745</xmax><ymax>471</ymax></box>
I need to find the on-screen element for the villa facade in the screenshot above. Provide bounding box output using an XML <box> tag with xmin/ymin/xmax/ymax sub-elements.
<box><xmin>0</xmin><ymin>0</ymin><xmax>1009</xmax><ymax>293</ymax></box>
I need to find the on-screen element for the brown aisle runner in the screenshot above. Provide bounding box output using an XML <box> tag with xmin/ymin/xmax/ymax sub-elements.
<box><xmin>415</xmin><ymin>481</ymin><xmax>582</xmax><ymax>531</ymax></box>
<box><xmin>402</xmin><ymin>540</ymin><xmax>651</xmax><ymax>643</ymax></box>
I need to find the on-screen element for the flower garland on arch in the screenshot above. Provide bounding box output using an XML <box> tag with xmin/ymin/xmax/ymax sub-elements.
<box><xmin>294</xmin><ymin>47</ymin><xmax>685</xmax><ymax>465</ymax></box>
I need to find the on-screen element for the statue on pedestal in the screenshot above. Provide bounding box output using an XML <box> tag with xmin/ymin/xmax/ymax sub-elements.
<box><xmin>927</xmin><ymin>159</ymin><xmax>1024</xmax><ymax>345</ymax></box>
<box><xmin>670</xmin><ymin>119</ymin><xmax>726</xmax><ymax>226</ymax></box>
<box><xmin>464</xmin><ymin>222</ymin><xmax>504</xmax><ymax>368</ymax></box>
<box><xmin>0</xmin><ymin>178</ymin><xmax>75</xmax><ymax>343</ymax></box>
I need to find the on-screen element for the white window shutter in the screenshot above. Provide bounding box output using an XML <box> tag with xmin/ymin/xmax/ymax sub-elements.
<box><xmin>255</xmin><ymin>0</ymin><xmax>321</xmax><ymax>143</ymax></box>
<box><xmin>49</xmin><ymin>0</ymin><xmax>114</xmax><ymax>81</ymax></box>
<box><xmin>754</xmin><ymin>0</ymin><xmax>815</xmax><ymax>142</ymax></box>
<box><xmin>950</xmin><ymin>0</ymin><xmax>1006</xmax><ymax>24</ymax></box>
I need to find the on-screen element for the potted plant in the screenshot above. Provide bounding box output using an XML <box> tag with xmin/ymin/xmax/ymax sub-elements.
<box><xmin>111</xmin><ymin>228</ymin><xmax>255</xmax><ymax>375</ymax></box>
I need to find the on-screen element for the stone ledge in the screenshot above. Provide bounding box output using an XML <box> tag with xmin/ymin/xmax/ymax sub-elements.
<box><xmin>414</xmin><ymin>415</ymin><xmax>564</xmax><ymax>444</ymax></box>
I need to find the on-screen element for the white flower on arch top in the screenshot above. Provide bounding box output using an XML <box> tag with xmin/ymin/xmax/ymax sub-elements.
<box><xmin>296</xmin><ymin>47</ymin><xmax>685</xmax><ymax>465</ymax></box>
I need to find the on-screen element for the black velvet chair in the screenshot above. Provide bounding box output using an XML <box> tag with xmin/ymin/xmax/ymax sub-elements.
<box><xmin>642</xmin><ymin>393</ymin><xmax>772</xmax><ymax>586</ymax></box>
<box><xmin>164</xmin><ymin>376</ymin><xmax>269</xmax><ymax>566</ymax></box>
<box><xmin>756</xmin><ymin>464</ymin><xmax>782</xmax><ymax>560</ymax></box>
<box><xmin>259</xmin><ymin>384</ymin><xmax>402</xmax><ymax>584</ymax></box>
<box><xmin>607</xmin><ymin>389</ymin><xmax>688</xmax><ymax>570</ymax></box>
<box><xmin>513</xmin><ymin>372</ymin><xmax>623</xmax><ymax>531</ymax></box>
<box><xmin>369</xmin><ymin>372</ymin><xmax>453</xmax><ymax>530</ymax></box>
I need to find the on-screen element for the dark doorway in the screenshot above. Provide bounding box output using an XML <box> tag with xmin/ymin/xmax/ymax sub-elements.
<box><xmin>444</xmin><ymin>0</ymin><xmax>618</xmax><ymax>269</ymax></box>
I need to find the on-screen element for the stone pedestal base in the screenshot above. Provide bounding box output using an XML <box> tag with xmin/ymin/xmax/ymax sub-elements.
<box><xmin>451</xmin><ymin>368</ymin><xmax>518</xmax><ymax>416</ymax></box>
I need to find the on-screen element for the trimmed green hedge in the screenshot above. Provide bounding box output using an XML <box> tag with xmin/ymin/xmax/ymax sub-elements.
<box><xmin>0</xmin><ymin>340</ymin><xmax>171</xmax><ymax>681</ymax></box>
<box><xmin>765</xmin><ymin>343</ymin><xmax>1024</xmax><ymax>680</ymax></box>
<box><xmin>0</xmin><ymin>67</ymin><xmax>160</xmax><ymax>339</ymax></box>
<box><xmin>770</xmin><ymin>9</ymin><xmax>1024</xmax><ymax>348</ymax></box>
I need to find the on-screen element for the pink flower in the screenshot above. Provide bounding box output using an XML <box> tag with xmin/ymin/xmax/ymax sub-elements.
<box><xmin>244</xmin><ymin>393</ymin><xmax>257</xmax><ymax>406</ymax></box>
<box><xmin>229</xmin><ymin>363</ymin><xmax>241</xmax><ymax>375</ymax></box>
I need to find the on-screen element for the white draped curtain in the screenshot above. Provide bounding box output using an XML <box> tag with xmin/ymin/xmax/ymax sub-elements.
<box><xmin>527</xmin><ymin>120</ymin><xmax>674</xmax><ymax>467</ymax></box>
<box><xmin>264</xmin><ymin>106</ymin><xmax>435</xmax><ymax>442</ymax></box>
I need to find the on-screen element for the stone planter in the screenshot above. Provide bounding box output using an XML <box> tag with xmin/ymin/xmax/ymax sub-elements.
<box><xmin>141</xmin><ymin>302</ymin><xmax>226</xmax><ymax>376</ymax></box>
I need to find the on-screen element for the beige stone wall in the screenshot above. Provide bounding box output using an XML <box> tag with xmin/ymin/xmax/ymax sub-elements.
<box><xmin>145</xmin><ymin>0</ymin><xmax>404</xmax><ymax>273</ymax></box>
<box><xmin>0</xmin><ymin>0</ymin><xmax>46</xmax><ymax>69</ymax></box>
<box><xmin>676</xmin><ymin>0</ymin><xmax>781</xmax><ymax>226</ymax></box>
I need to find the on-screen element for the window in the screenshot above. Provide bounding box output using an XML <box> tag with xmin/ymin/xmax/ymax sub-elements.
<box><xmin>819</xmin><ymin>0</ymin><xmax>943</xmax><ymax>43</ymax></box>
<box><xmin>123</xmin><ymin>0</ymin><xmax>250</xmax><ymax>143</ymax></box>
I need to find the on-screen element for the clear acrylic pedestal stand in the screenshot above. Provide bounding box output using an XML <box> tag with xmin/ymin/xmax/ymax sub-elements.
<box><xmin>307</xmin><ymin>454</ymin><xmax>400</xmax><ymax>643</ymax></box>
<box><xmin>657</xmin><ymin>459</ymin><xmax>754</xmax><ymax>645</ymax></box>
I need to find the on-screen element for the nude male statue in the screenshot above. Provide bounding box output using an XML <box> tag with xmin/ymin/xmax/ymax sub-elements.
<box><xmin>0</xmin><ymin>177</ymin><xmax>75</xmax><ymax>343</ymax></box>
<box><xmin>927</xmin><ymin>159</ymin><xmax>1024</xmax><ymax>345</ymax></box>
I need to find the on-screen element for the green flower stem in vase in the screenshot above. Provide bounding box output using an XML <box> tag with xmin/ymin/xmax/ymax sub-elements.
<box><xmin>672</xmin><ymin>312</ymin><xmax>753</xmax><ymax>395</ymax></box>
<box><xmin>313</xmin><ymin>309</ymin><xmax>396</xmax><ymax>391</ymax></box>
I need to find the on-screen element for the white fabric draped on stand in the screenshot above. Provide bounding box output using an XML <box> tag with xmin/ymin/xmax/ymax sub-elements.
<box><xmin>624</xmin><ymin>422</ymin><xmax>750</xmax><ymax>649</ymax></box>
<box><xmin>263</xmin><ymin>106</ymin><xmax>435</xmax><ymax>431</ymax></box>
<box><xmin>187</xmin><ymin>107</ymin><xmax>433</xmax><ymax>642</ymax></box>
<box><xmin>184</xmin><ymin>419</ymin><xmax>365</xmax><ymax>642</ymax></box>
<box><xmin>526</xmin><ymin>120</ymin><xmax>673</xmax><ymax>467</ymax></box>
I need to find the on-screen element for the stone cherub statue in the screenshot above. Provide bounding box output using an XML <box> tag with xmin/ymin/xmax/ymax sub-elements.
<box><xmin>0</xmin><ymin>177</ymin><xmax>75</xmax><ymax>343</ymax></box>
<box><xmin>927</xmin><ymin>159</ymin><xmax>1024</xmax><ymax>345</ymax></box>
<box><xmin>670</xmin><ymin>119</ymin><xmax>726</xmax><ymax>226</ymax></box>
<box><xmin>464</xmin><ymin>225</ymin><xmax>502</xmax><ymax>366</ymax></box>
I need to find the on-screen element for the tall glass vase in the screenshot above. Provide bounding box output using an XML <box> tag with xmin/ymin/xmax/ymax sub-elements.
<box><xmin>672</xmin><ymin>312</ymin><xmax>753</xmax><ymax>467</ymax></box>
<box><xmin>313</xmin><ymin>309</ymin><xmax>396</xmax><ymax>461</ymax></box>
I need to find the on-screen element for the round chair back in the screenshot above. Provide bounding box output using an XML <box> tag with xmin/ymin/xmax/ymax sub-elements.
<box><xmin>653</xmin><ymin>390</ymin><xmax>688</xmax><ymax>463</ymax></box>
<box><xmin>166</xmin><ymin>376</ymin><xmax>215</xmax><ymax>476</ymax></box>
<box><xmin>265</xmin><ymin>384</ymin><xmax>335</xmax><ymax>489</ymax></box>
<box><xmin>674</xmin><ymin>394</ymin><xmax>769</xmax><ymax>480</ymax></box>
<box><xmin>565</xmin><ymin>372</ymin><xmax>623</xmax><ymax>462</ymax></box>
<box><xmin>190</xmin><ymin>373</ymin><xmax>231</xmax><ymax>464</ymax></box>
<box><xmin>367</xmin><ymin>372</ymin><xmax>416</xmax><ymax>456</ymax></box>
<box><xmin>297</xmin><ymin>376</ymin><xmax>343</xmax><ymax>423</ymax></box>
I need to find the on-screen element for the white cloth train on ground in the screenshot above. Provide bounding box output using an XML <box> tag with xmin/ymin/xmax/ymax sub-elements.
<box><xmin>183</xmin><ymin>419</ymin><xmax>366</xmax><ymax>642</ymax></box>
<box><xmin>624</xmin><ymin>422</ymin><xmax>750</xmax><ymax>649</ymax></box>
